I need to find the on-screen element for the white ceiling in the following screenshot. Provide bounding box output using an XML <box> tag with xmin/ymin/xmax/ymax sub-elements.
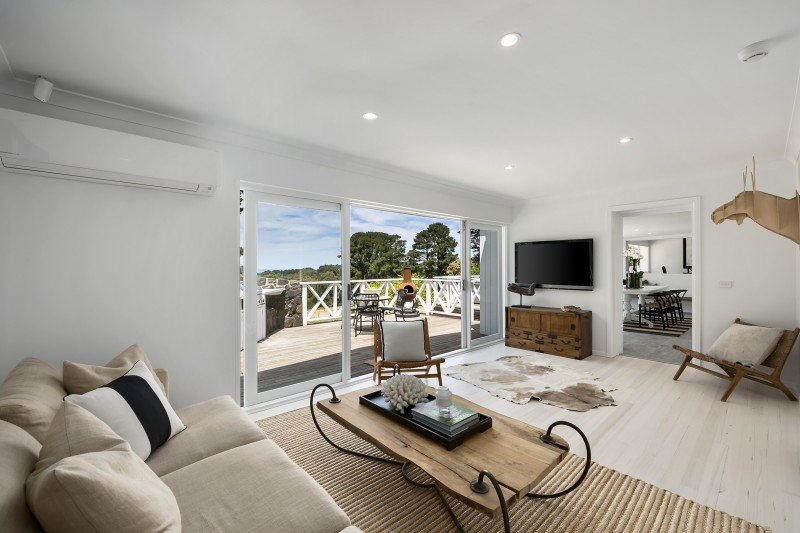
<box><xmin>1</xmin><ymin>1</ymin><xmax>799</xmax><ymax>199</ymax></box>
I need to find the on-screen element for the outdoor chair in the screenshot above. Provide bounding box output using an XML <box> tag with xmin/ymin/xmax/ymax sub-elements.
<box><xmin>391</xmin><ymin>288</ymin><xmax>420</xmax><ymax>321</ymax></box>
<box><xmin>353</xmin><ymin>293</ymin><xmax>381</xmax><ymax>336</ymax></box>
<box><xmin>373</xmin><ymin>318</ymin><xmax>443</xmax><ymax>385</ymax></box>
<box><xmin>672</xmin><ymin>318</ymin><xmax>800</xmax><ymax>402</ymax></box>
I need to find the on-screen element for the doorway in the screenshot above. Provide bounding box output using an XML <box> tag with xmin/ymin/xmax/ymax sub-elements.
<box><xmin>608</xmin><ymin>197</ymin><xmax>701</xmax><ymax>358</ymax></box>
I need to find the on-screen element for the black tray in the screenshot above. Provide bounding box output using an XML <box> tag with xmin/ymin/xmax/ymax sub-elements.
<box><xmin>359</xmin><ymin>390</ymin><xmax>492</xmax><ymax>450</ymax></box>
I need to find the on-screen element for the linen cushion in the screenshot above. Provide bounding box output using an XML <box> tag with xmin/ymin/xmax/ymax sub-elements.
<box><xmin>708</xmin><ymin>323</ymin><xmax>783</xmax><ymax>366</ymax></box>
<box><xmin>162</xmin><ymin>439</ymin><xmax>352</xmax><ymax>533</ymax></box>
<box><xmin>0</xmin><ymin>358</ymin><xmax>67</xmax><ymax>443</ymax></box>
<box><xmin>26</xmin><ymin>402</ymin><xmax>180</xmax><ymax>533</ymax></box>
<box><xmin>146</xmin><ymin>395</ymin><xmax>265</xmax><ymax>476</ymax></box>
<box><xmin>0</xmin><ymin>420</ymin><xmax>44</xmax><ymax>532</ymax></box>
<box><xmin>63</xmin><ymin>343</ymin><xmax>166</xmax><ymax>395</ymax></box>
<box><xmin>380</xmin><ymin>320</ymin><xmax>428</xmax><ymax>362</ymax></box>
<box><xmin>64</xmin><ymin>360</ymin><xmax>185</xmax><ymax>460</ymax></box>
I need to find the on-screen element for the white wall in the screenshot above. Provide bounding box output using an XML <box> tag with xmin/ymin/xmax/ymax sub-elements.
<box><xmin>509</xmin><ymin>160</ymin><xmax>798</xmax><ymax>357</ymax></box>
<box><xmin>0</xmin><ymin>102</ymin><xmax>515</xmax><ymax>408</ymax></box>
<box><xmin>649</xmin><ymin>238</ymin><xmax>684</xmax><ymax>274</ymax></box>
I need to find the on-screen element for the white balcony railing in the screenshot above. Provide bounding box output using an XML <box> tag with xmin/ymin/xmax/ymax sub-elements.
<box><xmin>301</xmin><ymin>276</ymin><xmax>480</xmax><ymax>326</ymax></box>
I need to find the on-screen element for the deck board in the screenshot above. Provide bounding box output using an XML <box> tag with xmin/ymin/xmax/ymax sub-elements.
<box><xmin>244</xmin><ymin>314</ymin><xmax>481</xmax><ymax>394</ymax></box>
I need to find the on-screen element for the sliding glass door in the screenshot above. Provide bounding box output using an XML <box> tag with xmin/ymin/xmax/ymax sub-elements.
<box><xmin>465</xmin><ymin>223</ymin><xmax>504</xmax><ymax>346</ymax></box>
<box><xmin>243</xmin><ymin>191</ymin><xmax>345</xmax><ymax>406</ymax></box>
<box><xmin>241</xmin><ymin>187</ymin><xmax>506</xmax><ymax>407</ymax></box>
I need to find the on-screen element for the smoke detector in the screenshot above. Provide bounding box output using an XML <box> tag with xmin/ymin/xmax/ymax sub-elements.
<box><xmin>737</xmin><ymin>40</ymin><xmax>771</xmax><ymax>63</ymax></box>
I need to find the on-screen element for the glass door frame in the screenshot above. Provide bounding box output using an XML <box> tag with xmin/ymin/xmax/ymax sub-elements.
<box><xmin>242</xmin><ymin>186</ymin><xmax>351</xmax><ymax>407</ymax></box>
<box><xmin>464</xmin><ymin>221</ymin><xmax>506</xmax><ymax>348</ymax></box>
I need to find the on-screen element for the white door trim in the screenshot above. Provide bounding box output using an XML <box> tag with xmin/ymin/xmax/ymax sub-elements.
<box><xmin>608</xmin><ymin>197</ymin><xmax>702</xmax><ymax>356</ymax></box>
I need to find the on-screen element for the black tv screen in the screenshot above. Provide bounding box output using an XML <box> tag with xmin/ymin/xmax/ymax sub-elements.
<box><xmin>515</xmin><ymin>239</ymin><xmax>594</xmax><ymax>291</ymax></box>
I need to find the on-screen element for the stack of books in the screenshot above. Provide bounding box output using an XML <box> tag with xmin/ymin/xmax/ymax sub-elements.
<box><xmin>410</xmin><ymin>402</ymin><xmax>480</xmax><ymax>435</ymax></box>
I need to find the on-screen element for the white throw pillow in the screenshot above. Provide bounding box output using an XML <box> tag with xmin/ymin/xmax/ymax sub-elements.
<box><xmin>707</xmin><ymin>323</ymin><xmax>783</xmax><ymax>367</ymax></box>
<box><xmin>381</xmin><ymin>320</ymin><xmax>428</xmax><ymax>362</ymax></box>
<box><xmin>64</xmin><ymin>360</ymin><xmax>185</xmax><ymax>460</ymax></box>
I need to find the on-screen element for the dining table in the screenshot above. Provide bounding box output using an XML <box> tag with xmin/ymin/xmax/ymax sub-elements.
<box><xmin>622</xmin><ymin>285</ymin><xmax>669</xmax><ymax>327</ymax></box>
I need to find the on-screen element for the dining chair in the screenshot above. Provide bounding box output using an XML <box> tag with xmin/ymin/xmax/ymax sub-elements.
<box><xmin>639</xmin><ymin>292</ymin><xmax>674</xmax><ymax>329</ymax></box>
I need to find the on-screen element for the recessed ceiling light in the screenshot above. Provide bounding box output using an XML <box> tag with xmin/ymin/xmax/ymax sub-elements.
<box><xmin>362</xmin><ymin>112</ymin><xmax>378</xmax><ymax>120</ymax></box>
<box><xmin>619</xmin><ymin>137</ymin><xmax>632</xmax><ymax>144</ymax></box>
<box><xmin>647</xmin><ymin>232</ymin><xmax>652</xmax><ymax>235</ymax></box>
<box><xmin>500</xmin><ymin>33</ymin><xmax>521</xmax><ymax>47</ymax></box>
<box><xmin>504</xmin><ymin>165</ymin><xmax>513</xmax><ymax>170</ymax></box>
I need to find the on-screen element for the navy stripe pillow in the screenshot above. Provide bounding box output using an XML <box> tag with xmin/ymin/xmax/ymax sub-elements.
<box><xmin>64</xmin><ymin>360</ymin><xmax>185</xmax><ymax>460</ymax></box>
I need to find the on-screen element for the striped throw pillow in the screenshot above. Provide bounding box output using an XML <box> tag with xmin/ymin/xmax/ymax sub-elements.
<box><xmin>64</xmin><ymin>360</ymin><xmax>185</xmax><ymax>460</ymax></box>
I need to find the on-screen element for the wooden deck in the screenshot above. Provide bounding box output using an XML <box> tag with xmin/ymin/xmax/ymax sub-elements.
<box><xmin>244</xmin><ymin>314</ymin><xmax>481</xmax><ymax>393</ymax></box>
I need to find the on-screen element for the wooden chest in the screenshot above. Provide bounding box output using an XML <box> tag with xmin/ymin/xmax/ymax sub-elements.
<box><xmin>505</xmin><ymin>306</ymin><xmax>592</xmax><ymax>359</ymax></box>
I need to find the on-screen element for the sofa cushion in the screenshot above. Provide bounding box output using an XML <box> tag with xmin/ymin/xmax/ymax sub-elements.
<box><xmin>64</xmin><ymin>361</ymin><xmax>185</xmax><ymax>460</ymax></box>
<box><xmin>63</xmin><ymin>343</ymin><xmax>166</xmax><ymax>395</ymax></box>
<box><xmin>0</xmin><ymin>358</ymin><xmax>67</xmax><ymax>443</ymax></box>
<box><xmin>0</xmin><ymin>420</ymin><xmax>43</xmax><ymax>532</ymax></box>
<box><xmin>26</xmin><ymin>402</ymin><xmax>181</xmax><ymax>533</ymax></box>
<box><xmin>162</xmin><ymin>439</ymin><xmax>352</xmax><ymax>533</ymax></box>
<box><xmin>146</xmin><ymin>395</ymin><xmax>265</xmax><ymax>476</ymax></box>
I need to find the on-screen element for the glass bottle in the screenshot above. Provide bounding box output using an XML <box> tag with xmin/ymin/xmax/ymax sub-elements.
<box><xmin>436</xmin><ymin>386</ymin><xmax>453</xmax><ymax>417</ymax></box>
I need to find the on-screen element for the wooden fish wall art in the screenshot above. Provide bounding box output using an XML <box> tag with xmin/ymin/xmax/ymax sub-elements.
<box><xmin>711</xmin><ymin>157</ymin><xmax>800</xmax><ymax>245</ymax></box>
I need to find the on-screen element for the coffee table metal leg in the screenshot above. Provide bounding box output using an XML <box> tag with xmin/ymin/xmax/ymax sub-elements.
<box><xmin>527</xmin><ymin>420</ymin><xmax>591</xmax><ymax>499</ymax></box>
<box><xmin>469</xmin><ymin>470</ymin><xmax>511</xmax><ymax>533</ymax></box>
<box><xmin>310</xmin><ymin>384</ymin><xmax>467</xmax><ymax>533</ymax></box>
<box><xmin>467</xmin><ymin>420</ymin><xmax>591</xmax><ymax>533</ymax></box>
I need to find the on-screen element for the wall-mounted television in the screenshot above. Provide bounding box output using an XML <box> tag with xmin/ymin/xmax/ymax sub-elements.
<box><xmin>515</xmin><ymin>239</ymin><xmax>594</xmax><ymax>291</ymax></box>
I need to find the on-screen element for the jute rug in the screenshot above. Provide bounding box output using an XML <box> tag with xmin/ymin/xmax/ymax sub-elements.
<box><xmin>623</xmin><ymin>318</ymin><xmax>692</xmax><ymax>337</ymax></box>
<box><xmin>257</xmin><ymin>408</ymin><xmax>768</xmax><ymax>533</ymax></box>
<box><xmin>445</xmin><ymin>354</ymin><xmax>617</xmax><ymax>411</ymax></box>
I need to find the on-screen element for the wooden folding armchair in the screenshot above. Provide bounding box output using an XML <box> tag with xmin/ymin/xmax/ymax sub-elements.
<box><xmin>373</xmin><ymin>318</ymin><xmax>444</xmax><ymax>385</ymax></box>
<box><xmin>672</xmin><ymin>318</ymin><xmax>800</xmax><ymax>402</ymax></box>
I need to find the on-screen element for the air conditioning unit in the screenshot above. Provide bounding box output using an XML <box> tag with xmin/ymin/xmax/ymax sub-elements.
<box><xmin>0</xmin><ymin>107</ymin><xmax>219</xmax><ymax>195</ymax></box>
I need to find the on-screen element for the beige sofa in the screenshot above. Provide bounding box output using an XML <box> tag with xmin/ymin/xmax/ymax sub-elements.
<box><xmin>0</xmin><ymin>357</ymin><xmax>362</xmax><ymax>533</ymax></box>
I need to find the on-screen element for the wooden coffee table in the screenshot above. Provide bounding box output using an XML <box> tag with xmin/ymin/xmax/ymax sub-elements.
<box><xmin>313</xmin><ymin>385</ymin><xmax>586</xmax><ymax>532</ymax></box>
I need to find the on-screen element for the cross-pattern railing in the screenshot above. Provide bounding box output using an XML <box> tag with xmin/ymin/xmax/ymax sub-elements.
<box><xmin>301</xmin><ymin>276</ymin><xmax>480</xmax><ymax>325</ymax></box>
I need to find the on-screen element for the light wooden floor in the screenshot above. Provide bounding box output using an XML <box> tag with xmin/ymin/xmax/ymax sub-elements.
<box><xmin>254</xmin><ymin>343</ymin><xmax>800</xmax><ymax>533</ymax></box>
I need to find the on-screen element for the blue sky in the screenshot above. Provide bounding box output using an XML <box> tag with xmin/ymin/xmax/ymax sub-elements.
<box><xmin>247</xmin><ymin>203</ymin><xmax>461</xmax><ymax>271</ymax></box>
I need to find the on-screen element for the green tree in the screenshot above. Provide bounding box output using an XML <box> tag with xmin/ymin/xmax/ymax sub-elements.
<box><xmin>350</xmin><ymin>232</ymin><xmax>407</xmax><ymax>280</ymax></box>
<box><xmin>408</xmin><ymin>223</ymin><xmax>457</xmax><ymax>278</ymax></box>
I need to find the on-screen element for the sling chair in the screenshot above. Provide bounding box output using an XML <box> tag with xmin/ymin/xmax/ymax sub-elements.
<box><xmin>373</xmin><ymin>318</ymin><xmax>444</xmax><ymax>385</ymax></box>
<box><xmin>672</xmin><ymin>318</ymin><xmax>800</xmax><ymax>402</ymax></box>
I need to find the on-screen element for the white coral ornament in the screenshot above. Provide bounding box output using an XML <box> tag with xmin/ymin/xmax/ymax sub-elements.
<box><xmin>381</xmin><ymin>375</ymin><xmax>427</xmax><ymax>412</ymax></box>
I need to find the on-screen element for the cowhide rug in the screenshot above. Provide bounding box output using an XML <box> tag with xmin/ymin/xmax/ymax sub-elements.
<box><xmin>445</xmin><ymin>354</ymin><xmax>617</xmax><ymax>411</ymax></box>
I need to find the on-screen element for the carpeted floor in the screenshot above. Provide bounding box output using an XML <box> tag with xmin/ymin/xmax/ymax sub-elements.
<box><xmin>258</xmin><ymin>407</ymin><xmax>768</xmax><ymax>533</ymax></box>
